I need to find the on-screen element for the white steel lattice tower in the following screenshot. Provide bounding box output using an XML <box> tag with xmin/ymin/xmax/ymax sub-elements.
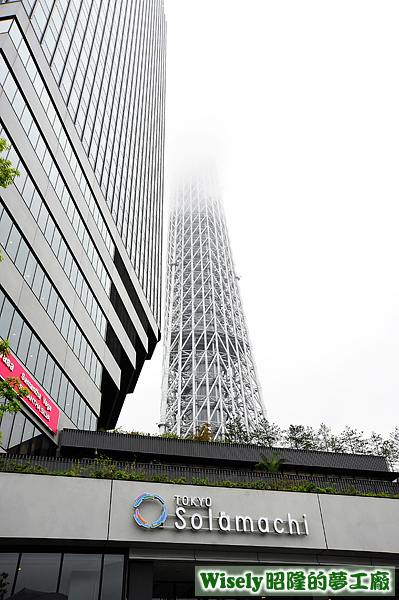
<box><xmin>160</xmin><ymin>162</ymin><xmax>267</xmax><ymax>439</ymax></box>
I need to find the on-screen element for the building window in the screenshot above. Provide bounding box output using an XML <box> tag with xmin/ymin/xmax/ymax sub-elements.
<box><xmin>0</xmin><ymin>288</ymin><xmax>98</xmax><ymax>431</ymax></box>
<box><xmin>0</xmin><ymin>552</ymin><xmax>124</xmax><ymax>600</ymax></box>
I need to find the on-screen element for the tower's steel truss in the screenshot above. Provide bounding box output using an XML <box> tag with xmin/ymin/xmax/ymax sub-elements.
<box><xmin>160</xmin><ymin>162</ymin><xmax>266</xmax><ymax>439</ymax></box>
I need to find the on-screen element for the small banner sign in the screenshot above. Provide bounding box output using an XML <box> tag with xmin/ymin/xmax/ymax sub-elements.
<box><xmin>0</xmin><ymin>349</ymin><xmax>59</xmax><ymax>434</ymax></box>
<box><xmin>195</xmin><ymin>566</ymin><xmax>395</xmax><ymax>596</ymax></box>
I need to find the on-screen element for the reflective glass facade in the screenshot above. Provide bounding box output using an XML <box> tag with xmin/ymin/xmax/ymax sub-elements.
<box><xmin>21</xmin><ymin>0</ymin><xmax>165</xmax><ymax>322</ymax></box>
<box><xmin>0</xmin><ymin>1</ymin><xmax>165</xmax><ymax>448</ymax></box>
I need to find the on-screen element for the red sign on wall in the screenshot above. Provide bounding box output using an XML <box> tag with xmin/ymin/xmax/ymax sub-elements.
<box><xmin>0</xmin><ymin>350</ymin><xmax>59</xmax><ymax>434</ymax></box>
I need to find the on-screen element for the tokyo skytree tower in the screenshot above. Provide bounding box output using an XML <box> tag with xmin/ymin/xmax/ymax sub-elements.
<box><xmin>160</xmin><ymin>161</ymin><xmax>267</xmax><ymax>439</ymax></box>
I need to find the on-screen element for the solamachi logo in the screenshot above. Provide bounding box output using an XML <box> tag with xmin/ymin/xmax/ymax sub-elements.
<box><xmin>133</xmin><ymin>493</ymin><xmax>167</xmax><ymax>529</ymax></box>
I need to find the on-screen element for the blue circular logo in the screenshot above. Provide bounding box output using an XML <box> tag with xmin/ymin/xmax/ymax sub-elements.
<box><xmin>134</xmin><ymin>493</ymin><xmax>167</xmax><ymax>529</ymax></box>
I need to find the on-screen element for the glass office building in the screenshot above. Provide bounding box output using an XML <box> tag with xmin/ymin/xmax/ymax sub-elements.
<box><xmin>0</xmin><ymin>0</ymin><xmax>166</xmax><ymax>453</ymax></box>
<box><xmin>160</xmin><ymin>161</ymin><xmax>267</xmax><ymax>439</ymax></box>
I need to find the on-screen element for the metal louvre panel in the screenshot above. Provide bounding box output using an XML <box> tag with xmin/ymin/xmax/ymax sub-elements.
<box><xmin>58</xmin><ymin>430</ymin><xmax>393</xmax><ymax>475</ymax></box>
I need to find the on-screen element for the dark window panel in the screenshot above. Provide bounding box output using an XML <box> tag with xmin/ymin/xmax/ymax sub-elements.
<box><xmin>55</xmin><ymin>172</ymin><xmax>64</xmax><ymax>197</ymax></box>
<box><xmin>24</xmin><ymin>253</ymin><xmax>37</xmax><ymax>287</ymax></box>
<box><xmin>20</xmin><ymin>104</ymin><xmax>33</xmax><ymax>133</ymax></box>
<box><xmin>0</xmin><ymin>209</ymin><xmax>13</xmax><ymax>248</ymax></box>
<box><xmin>0</xmin><ymin>54</ymin><xmax>9</xmax><ymax>86</ymax></box>
<box><xmin>58</xmin><ymin>375</ymin><xmax>67</xmax><ymax>411</ymax></box>
<box><xmin>21</xmin><ymin>418</ymin><xmax>35</xmax><ymax>446</ymax></box>
<box><xmin>14</xmin><ymin>238</ymin><xmax>30</xmax><ymax>275</ymax></box>
<box><xmin>44</xmin><ymin>217</ymin><xmax>55</xmax><ymax>246</ymax></box>
<box><xmin>54</xmin><ymin>300</ymin><xmax>64</xmax><ymax>330</ymax></box>
<box><xmin>9</xmin><ymin>311</ymin><xmax>24</xmax><ymax>352</ymax></box>
<box><xmin>43</xmin><ymin>354</ymin><xmax>55</xmax><ymax>392</ymax></box>
<box><xmin>80</xmin><ymin>281</ymin><xmax>88</xmax><ymax>306</ymax></box>
<box><xmin>86</xmin><ymin>289</ymin><xmax>93</xmax><ymax>316</ymax></box>
<box><xmin>78</xmin><ymin>401</ymin><xmax>86</xmax><ymax>430</ymax></box>
<box><xmin>89</xmin><ymin>350</ymin><xmax>97</xmax><ymax>380</ymax></box>
<box><xmin>39</xmin><ymin>277</ymin><xmax>51</xmax><ymax>310</ymax></box>
<box><xmin>35</xmin><ymin>136</ymin><xmax>46</xmax><ymax>162</ymax></box>
<box><xmin>71</xmin><ymin>390</ymin><xmax>79</xmax><ymax>424</ymax></box>
<box><xmin>64</xmin><ymin>382</ymin><xmax>74</xmax><ymax>419</ymax></box>
<box><xmin>6</xmin><ymin>225</ymin><xmax>21</xmax><ymax>262</ymax></box>
<box><xmin>0</xmin><ymin>552</ymin><xmax>19</xmax><ymax>595</ymax></box>
<box><xmin>15</xmin><ymin>161</ymin><xmax>27</xmax><ymax>194</ymax></box>
<box><xmin>29</xmin><ymin>189</ymin><xmax>41</xmax><ymax>219</ymax></box>
<box><xmin>60</xmin><ymin>310</ymin><xmax>70</xmax><ymax>340</ymax></box>
<box><xmin>51</xmin><ymin>227</ymin><xmax>62</xmax><ymax>256</ymax></box>
<box><xmin>26</xmin><ymin>333</ymin><xmax>40</xmax><ymax>373</ymax></box>
<box><xmin>57</xmin><ymin>239</ymin><xmax>67</xmax><ymax>268</ymax></box>
<box><xmin>73</xmin><ymin>328</ymin><xmax>82</xmax><ymax>357</ymax></box>
<box><xmin>13</xmin><ymin>89</ymin><xmax>25</xmax><ymax>119</ymax></box>
<box><xmin>67</xmin><ymin>319</ymin><xmax>76</xmax><ymax>348</ymax></box>
<box><xmin>59</xmin><ymin>554</ymin><xmax>101</xmax><ymax>599</ymax></box>
<box><xmin>85</xmin><ymin>346</ymin><xmax>92</xmax><ymax>375</ymax></box>
<box><xmin>101</xmin><ymin>555</ymin><xmax>124</xmax><ymax>600</ymax></box>
<box><xmin>91</xmin><ymin>301</ymin><xmax>98</xmax><ymax>327</ymax></box>
<box><xmin>8</xmin><ymin>411</ymin><xmax>24</xmax><ymax>450</ymax></box>
<box><xmin>51</xmin><ymin>364</ymin><xmax>62</xmax><ymax>400</ymax></box>
<box><xmin>19</xmin><ymin>39</ymin><xmax>30</xmax><ymax>66</ymax></box>
<box><xmin>3</xmin><ymin>73</ymin><xmax>17</xmax><ymax>103</ymax></box>
<box><xmin>69</xmin><ymin>261</ymin><xmax>78</xmax><ymax>288</ymax></box>
<box><xmin>20</xmin><ymin>418</ymin><xmax>35</xmax><ymax>454</ymax></box>
<box><xmin>28</xmin><ymin>120</ymin><xmax>40</xmax><ymax>148</ymax></box>
<box><xmin>79</xmin><ymin>337</ymin><xmax>87</xmax><ymax>365</ymax></box>
<box><xmin>49</xmin><ymin>161</ymin><xmax>58</xmax><ymax>186</ymax></box>
<box><xmin>15</xmin><ymin>553</ymin><xmax>61</xmax><ymax>593</ymax></box>
<box><xmin>17</xmin><ymin>323</ymin><xmax>32</xmax><ymax>365</ymax></box>
<box><xmin>0</xmin><ymin>411</ymin><xmax>15</xmax><ymax>449</ymax></box>
<box><xmin>83</xmin><ymin>403</ymin><xmax>91</xmax><ymax>430</ymax></box>
<box><xmin>47</xmin><ymin>287</ymin><xmax>58</xmax><ymax>320</ymax></box>
<box><xmin>94</xmin><ymin>360</ymin><xmax>102</xmax><ymax>388</ymax></box>
<box><xmin>31</xmin><ymin>263</ymin><xmax>45</xmax><ymax>299</ymax></box>
<box><xmin>34</xmin><ymin>344</ymin><xmax>48</xmax><ymax>382</ymax></box>
<box><xmin>30</xmin><ymin>428</ymin><xmax>41</xmax><ymax>454</ymax></box>
<box><xmin>37</xmin><ymin>204</ymin><xmax>49</xmax><ymax>233</ymax></box>
<box><xmin>64</xmin><ymin>251</ymin><xmax>73</xmax><ymax>278</ymax></box>
<box><xmin>75</xmin><ymin>270</ymin><xmax>83</xmax><ymax>297</ymax></box>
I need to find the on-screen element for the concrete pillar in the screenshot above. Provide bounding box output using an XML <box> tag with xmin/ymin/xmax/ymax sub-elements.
<box><xmin>128</xmin><ymin>560</ymin><xmax>154</xmax><ymax>600</ymax></box>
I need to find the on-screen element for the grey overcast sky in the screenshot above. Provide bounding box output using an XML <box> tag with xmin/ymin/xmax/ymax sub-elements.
<box><xmin>118</xmin><ymin>0</ymin><xmax>399</xmax><ymax>439</ymax></box>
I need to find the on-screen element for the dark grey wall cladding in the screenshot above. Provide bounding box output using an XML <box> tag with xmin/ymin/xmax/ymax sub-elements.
<box><xmin>59</xmin><ymin>429</ymin><xmax>391</xmax><ymax>473</ymax></box>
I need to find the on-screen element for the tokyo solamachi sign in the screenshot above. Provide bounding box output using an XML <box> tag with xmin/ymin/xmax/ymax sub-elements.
<box><xmin>0</xmin><ymin>349</ymin><xmax>59</xmax><ymax>434</ymax></box>
<box><xmin>133</xmin><ymin>492</ymin><xmax>310</xmax><ymax>536</ymax></box>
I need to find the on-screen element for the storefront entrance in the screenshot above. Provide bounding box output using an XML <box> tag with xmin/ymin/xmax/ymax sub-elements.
<box><xmin>0</xmin><ymin>550</ymin><xmax>125</xmax><ymax>600</ymax></box>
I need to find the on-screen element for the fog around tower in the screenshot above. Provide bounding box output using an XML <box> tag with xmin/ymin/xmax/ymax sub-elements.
<box><xmin>160</xmin><ymin>160</ymin><xmax>266</xmax><ymax>438</ymax></box>
<box><xmin>118</xmin><ymin>0</ymin><xmax>399</xmax><ymax>439</ymax></box>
